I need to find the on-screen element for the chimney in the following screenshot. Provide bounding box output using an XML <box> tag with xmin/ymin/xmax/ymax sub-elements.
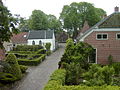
<box><xmin>114</xmin><ymin>6</ymin><xmax>119</xmax><ymax>12</ymax></box>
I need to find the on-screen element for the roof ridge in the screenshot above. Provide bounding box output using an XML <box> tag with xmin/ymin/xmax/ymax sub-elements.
<box><xmin>77</xmin><ymin>12</ymin><xmax>116</xmax><ymax>40</ymax></box>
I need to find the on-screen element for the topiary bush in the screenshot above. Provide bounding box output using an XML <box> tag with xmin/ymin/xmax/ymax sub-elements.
<box><xmin>83</xmin><ymin>64</ymin><xmax>115</xmax><ymax>86</ymax></box>
<box><xmin>44</xmin><ymin>69</ymin><xmax>66</xmax><ymax>90</ymax></box>
<box><xmin>45</xmin><ymin>43</ymin><xmax>51</xmax><ymax>51</ymax></box>
<box><xmin>19</xmin><ymin>65</ymin><xmax>28</xmax><ymax>73</ymax></box>
<box><xmin>5</xmin><ymin>54</ymin><xmax>22</xmax><ymax>80</ymax></box>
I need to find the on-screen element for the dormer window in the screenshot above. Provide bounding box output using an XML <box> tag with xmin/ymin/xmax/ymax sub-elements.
<box><xmin>96</xmin><ymin>33</ymin><xmax>108</xmax><ymax>40</ymax></box>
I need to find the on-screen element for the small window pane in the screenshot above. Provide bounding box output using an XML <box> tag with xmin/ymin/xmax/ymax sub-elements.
<box><xmin>39</xmin><ymin>40</ymin><xmax>42</xmax><ymax>45</ymax></box>
<box><xmin>103</xmin><ymin>34</ymin><xmax>107</xmax><ymax>39</ymax></box>
<box><xmin>97</xmin><ymin>34</ymin><xmax>102</xmax><ymax>39</ymax></box>
<box><xmin>32</xmin><ymin>41</ymin><xmax>35</xmax><ymax>45</ymax></box>
<box><xmin>117</xmin><ymin>34</ymin><xmax>120</xmax><ymax>39</ymax></box>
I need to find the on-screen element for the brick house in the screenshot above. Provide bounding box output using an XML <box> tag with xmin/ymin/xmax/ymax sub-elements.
<box><xmin>0</xmin><ymin>49</ymin><xmax>5</xmax><ymax>61</ymax></box>
<box><xmin>77</xmin><ymin>7</ymin><xmax>120</xmax><ymax>64</ymax></box>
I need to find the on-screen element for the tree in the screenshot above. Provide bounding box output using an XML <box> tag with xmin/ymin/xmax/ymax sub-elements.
<box><xmin>47</xmin><ymin>14</ymin><xmax>61</xmax><ymax>31</ymax></box>
<box><xmin>60</xmin><ymin>2</ymin><xmax>106</xmax><ymax>39</ymax></box>
<box><xmin>28</xmin><ymin>10</ymin><xmax>48</xmax><ymax>30</ymax></box>
<box><xmin>5</xmin><ymin>54</ymin><xmax>22</xmax><ymax>79</ymax></box>
<box><xmin>0</xmin><ymin>1</ymin><xmax>18</xmax><ymax>49</ymax></box>
<box><xmin>18</xmin><ymin>17</ymin><xmax>30</xmax><ymax>32</ymax></box>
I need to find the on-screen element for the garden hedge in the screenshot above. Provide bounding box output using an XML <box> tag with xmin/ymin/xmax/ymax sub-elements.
<box><xmin>44</xmin><ymin>69</ymin><xmax>120</xmax><ymax>90</ymax></box>
<box><xmin>7</xmin><ymin>51</ymin><xmax>35</xmax><ymax>54</ymax></box>
<box><xmin>36</xmin><ymin>49</ymin><xmax>46</xmax><ymax>54</ymax></box>
<box><xmin>13</xmin><ymin>45</ymin><xmax>43</xmax><ymax>51</ymax></box>
<box><xmin>18</xmin><ymin>54</ymin><xmax>46</xmax><ymax>66</ymax></box>
<box><xmin>0</xmin><ymin>72</ymin><xmax>17</xmax><ymax>84</ymax></box>
<box><xmin>44</xmin><ymin>69</ymin><xmax>66</xmax><ymax>90</ymax></box>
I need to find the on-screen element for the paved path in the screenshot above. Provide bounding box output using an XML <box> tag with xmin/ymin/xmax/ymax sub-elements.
<box><xmin>11</xmin><ymin>43</ymin><xmax>65</xmax><ymax>90</ymax></box>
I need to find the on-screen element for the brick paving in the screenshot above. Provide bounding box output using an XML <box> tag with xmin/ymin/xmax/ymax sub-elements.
<box><xmin>11</xmin><ymin>43</ymin><xmax>65</xmax><ymax>90</ymax></box>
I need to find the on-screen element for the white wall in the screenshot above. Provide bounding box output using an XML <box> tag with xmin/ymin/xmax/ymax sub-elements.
<box><xmin>27</xmin><ymin>39</ymin><xmax>55</xmax><ymax>51</ymax></box>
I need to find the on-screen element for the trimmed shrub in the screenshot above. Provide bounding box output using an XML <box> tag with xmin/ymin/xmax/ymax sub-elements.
<box><xmin>36</xmin><ymin>49</ymin><xmax>46</xmax><ymax>54</ymax></box>
<box><xmin>111</xmin><ymin>62</ymin><xmax>120</xmax><ymax>75</ymax></box>
<box><xmin>0</xmin><ymin>72</ymin><xmax>17</xmax><ymax>84</ymax></box>
<box><xmin>18</xmin><ymin>54</ymin><xmax>46</xmax><ymax>66</ymax></box>
<box><xmin>7</xmin><ymin>51</ymin><xmax>35</xmax><ymax>54</ymax></box>
<box><xmin>44</xmin><ymin>69</ymin><xmax>120</xmax><ymax>90</ymax></box>
<box><xmin>13</xmin><ymin>45</ymin><xmax>43</xmax><ymax>51</ymax></box>
<box><xmin>46</xmin><ymin>50</ymin><xmax>51</xmax><ymax>56</ymax></box>
<box><xmin>45</xmin><ymin>43</ymin><xmax>51</xmax><ymax>51</ymax></box>
<box><xmin>19</xmin><ymin>65</ymin><xmax>28</xmax><ymax>73</ymax></box>
<box><xmin>5</xmin><ymin>54</ymin><xmax>22</xmax><ymax>79</ymax></box>
<box><xmin>83</xmin><ymin>64</ymin><xmax>115</xmax><ymax>86</ymax></box>
<box><xmin>44</xmin><ymin>69</ymin><xmax>66</xmax><ymax>90</ymax></box>
<box><xmin>53</xmin><ymin>86</ymin><xmax>120</xmax><ymax>90</ymax></box>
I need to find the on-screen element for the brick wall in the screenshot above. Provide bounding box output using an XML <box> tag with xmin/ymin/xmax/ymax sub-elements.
<box><xmin>0</xmin><ymin>49</ymin><xmax>5</xmax><ymax>61</ymax></box>
<box><xmin>84</xmin><ymin>31</ymin><xmax>120</xmax><ymax>64</ymax></box>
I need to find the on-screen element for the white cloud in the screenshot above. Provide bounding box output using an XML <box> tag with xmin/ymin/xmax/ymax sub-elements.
<box><xmin>3</xmin><ymin>0</ymin><xmax>120</xmax><ymax>18</ymax></box>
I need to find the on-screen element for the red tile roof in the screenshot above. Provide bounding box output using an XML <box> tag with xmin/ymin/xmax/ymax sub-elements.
<box><xmin>80</xmin><ymin>21</ymin><xmax>90</xmax><ymax>34</ymax></box>
<box><xmin>11</xmin><ymin>32</ymin><xmax>28</xmax><ymax>44</ymax></box>
<box><xmin>77</xmin><ymin>21</ymin><xmax>90</xmax><ymax>39</ymax></box>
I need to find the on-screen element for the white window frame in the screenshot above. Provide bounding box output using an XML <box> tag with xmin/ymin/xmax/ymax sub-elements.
<box><xmin>116</xmin><ymin>33</ymin><xmax>120</xmax><ymax>40</ymax></box>
<box><xmin>96</xmin><ymin>33</ymin><xmax>108</xmax><ymax>40</ymax></box>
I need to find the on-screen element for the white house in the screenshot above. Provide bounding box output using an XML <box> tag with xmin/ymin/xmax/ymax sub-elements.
<box><xmin>27</xmin><ymin>30</ymin><xmax>55</xmax><ymax>51</ymax></box>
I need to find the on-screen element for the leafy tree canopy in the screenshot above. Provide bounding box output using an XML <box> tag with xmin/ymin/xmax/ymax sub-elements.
<box><xmin>60</xmin><ymin>2</ymin><xmax>106</xmax><ymax>38</ymax></box>
<box><xmin>0</xmin><ymin>2</ymin><xmax>18</xmax><ymax>48</ymax></box>
<box><xmin>28</xmin><ymin>10</ymin><xmax>48</xmax><ymax>30</ymax></box>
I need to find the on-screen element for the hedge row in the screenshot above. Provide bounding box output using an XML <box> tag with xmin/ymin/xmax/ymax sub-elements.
<box><xmin>44</xmin><ymin>69</ymin><xmax>120</xmax><ymax>90</ymax></box>
<box><xmin>51</xmin><ymin>86</ymin><xmax>120</xmax><ymax>90</ymax></box>
<box><xmin>44</xmin><ymin>69</ymin><xmax>66</xmax><ymax>90</ymax></box>
<box><xmin>13</xmin><ymin>45</ymin><xmax>43</xmax><ymax>51</ymax></box>
<box><xmin>111</xmin><ymin>62</ymin><xmax>120</xmax><ymax>75</ymax></box>
<box><xmin>18</xmin><ymin>54</ymin><xmax>46</xmax><ymax>66</ymax></box>
<box><xmin>8</xmin><ymin>51</ymin><xmax>35</xmax><ymax>54</ymax></box>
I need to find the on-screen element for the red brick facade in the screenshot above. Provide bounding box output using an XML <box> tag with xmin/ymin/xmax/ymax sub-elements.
<box><xmin>84</xmin><ymin>31</ymin><xmax>120</xmax><ymax>64</ymax></box>
<box><xmin>0</xmin><ymin>49</ymin><xmax>5</xmax><ymax>61</ymax></box>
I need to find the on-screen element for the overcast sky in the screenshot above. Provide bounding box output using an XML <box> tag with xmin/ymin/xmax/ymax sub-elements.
<box><xmin>3</xmin><ymin>0</ymin><xmax>120</xmax><ymax>19</ymax></box>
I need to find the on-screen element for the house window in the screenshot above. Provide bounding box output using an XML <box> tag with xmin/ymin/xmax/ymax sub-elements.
<box><xmin>39</xmin><ymin>40</ymin><xmax>42</xmax><ymax>45</ymax></box>
<box><xmin>96</xmin><ymin>33</ymin><xmax>108</xmax><ymax>40</ymax></box>
<box><xmin>116</xmin><ymin>33</ymin><xmax>120</xmax><ymax>39</ymax></box>
<box><xmin>32</xmin><ymin>41</ymin><xmax>35</xmax><ymax>45</ymax></box>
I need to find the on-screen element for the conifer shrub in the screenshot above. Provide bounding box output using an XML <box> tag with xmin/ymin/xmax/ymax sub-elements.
<box><xmin>19</xmin><ymin>65</ymin><xmax>28</xmax><ymax>73</ymax></box>
<box><xmin>45</xmin><ymin>43</ymin><xmax>51</xmax><ymax>51</ymax></box>
<box><xmin>111</xmin><ymin>62</ymin><xmax>120</xmax><ymax>75</ymax></box>
<box><xmin>44</xmin><ymin>69</ymin><xmax>66</xmax><ymax>90</ymax></box>
<box><xmin>83</xmin><ymin>64</ymin><xmax>115</xmax><ymax>86</ymax></box>
<box><xmin>45</xmin><ymin>43</ymin><xmax>51</xmax><ymax>55</ymax></box>
<box><xmin>5</xmin><ymin>54</ymin><xmax>22</xmax><ymax>80</ymax></box>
